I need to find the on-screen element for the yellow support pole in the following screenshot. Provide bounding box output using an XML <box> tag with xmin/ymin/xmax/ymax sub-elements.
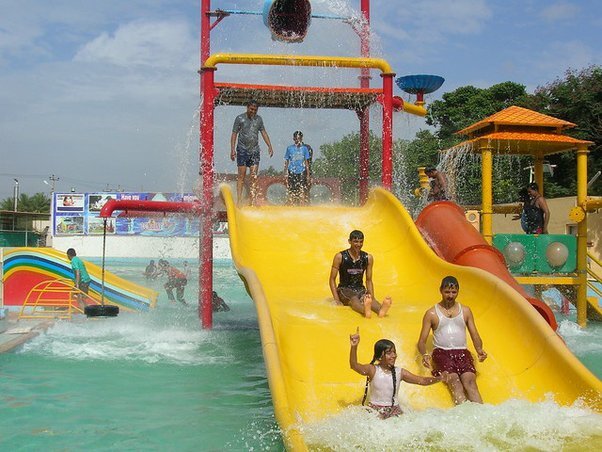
<box><xmin>534</xmin><ymin>154</ymin><xmax>545</xmax><ymax>194</ymax></box>
<box><xmin>576</xmin><ymin>145</ymin><xmax>589</xmax><ymax>326</ymax></box>
<box><xmin>413</xmin><ymin>167</ymin><xmax>431</xmax><ymax>196</ymax></box>
<box><xmin>480</xmin><ymin>141</ymin><xmax>494</xmax><ymax>244</ymax></box>
<box><xmin>400</xmin><ymin>102</ymin><xmax>427</xmax><ymax>117</ymax></box>
<box><xmin>204</xmin><ymin>53</ymin><xmax>393</xmax><ymax>73</ymax></box>
<box><xmin>417</xmin><ymin>167</ymin><xmax>430</xmax><ymax>190</ymax></box>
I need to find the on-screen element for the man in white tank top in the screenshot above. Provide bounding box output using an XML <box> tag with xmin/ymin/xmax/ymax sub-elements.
<box><xmin>417</xmin><ymin>276</ymin><xmax>487</xmax><ymax>404</ymax></box>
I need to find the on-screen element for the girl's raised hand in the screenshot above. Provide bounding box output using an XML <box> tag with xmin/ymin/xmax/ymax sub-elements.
<box><xmin>349</xmin><ymin>327</ymin><xmax>360</xmax><ymax>346</ymax></box>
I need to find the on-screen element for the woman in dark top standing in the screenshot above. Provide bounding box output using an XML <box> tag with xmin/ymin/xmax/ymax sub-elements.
<box><xmin>515</xmin><ymin>183</ymin><xmax>550</xmax><ymax>234</ymax></box>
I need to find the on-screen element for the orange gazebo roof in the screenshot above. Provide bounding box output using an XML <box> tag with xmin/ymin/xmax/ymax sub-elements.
<box><xmin>446</xmin><ymin>105</ymin><xmax>592</xmax><ymax>156</ymax></box>
<box><xmin>457</xmin><ymin>105</ymin><xmax>576</xmax><ymax>135</ymax></box>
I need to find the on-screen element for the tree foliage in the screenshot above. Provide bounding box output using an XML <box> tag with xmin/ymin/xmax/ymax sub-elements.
<box><xmin>298</xmin><ymin>68</ymin><xmax>601</xmax><ymax>203</ymax></box>
<box><xmin>427</xmin><ymin>81</ymin><xmax>529</xmax><ymax>143</ymax></box>
<box><xmin>419</xmin><ymin>82</ymin><xmax>533</xmax><ymax>204</ymax></box>
<box><xmin>521</xmin><ymin>65</ymin><xmax>602</xmax><ymax>196</ymax></box>
<box><xmin>312</xmin><ymin>131</ymin><xmax>384</xmax><ymax>203</ymax></box>
<box><xmin>258</xmin><ymin>165</ymin><xmax>281</xmax><ymax>176</ymax></box>
<box><xmin>397</xmin><ymin>130</ymin><xmax>441</xmax><ymax>183</ymax></box>
<box><xmin>312</xmin><ymin>130</ymin><xmax>440</xmax><ymax>208</ymax></box>
<box><xmin>0</xmin><ymin>192</ymin><xmax>51</xmax><ymax>213</ymax></box>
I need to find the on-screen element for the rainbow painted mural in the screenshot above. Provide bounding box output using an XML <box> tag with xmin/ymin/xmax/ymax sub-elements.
<box><xmin>2</xmin><ymin>248</ymin><xmax>158</xmax><ymax>312</ymax></box>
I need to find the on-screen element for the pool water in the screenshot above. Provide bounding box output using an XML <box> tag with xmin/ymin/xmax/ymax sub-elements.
<box><xmin>1</xmin><ymin>259</ymin><xmax>283</xmax><ymax>451</ymax></box>
<box><xmin>1</xmin><ymin>258</ymin><xmax>600</xmax><ymax>451</ymax></box>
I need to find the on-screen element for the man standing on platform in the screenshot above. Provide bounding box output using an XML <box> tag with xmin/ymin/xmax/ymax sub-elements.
<box><xmin>284</xmin><ymin>130</ymin><xmax>311</xmax><ymax>205</ymax></box>
<box><xmin>230</xmin><ymin>100</ymin><xmax>274</xmax><ymax>206</ymax></box>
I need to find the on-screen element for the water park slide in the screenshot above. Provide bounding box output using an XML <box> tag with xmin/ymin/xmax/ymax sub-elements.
<box><xmin>2</xmin><ymin>247</ymin><xmax>158</xmax><ymax>312</ymax></box>
<box><xmin>222</xmin><ymin>185</ymin><xmax>602</xmax><ymax>451</ymax></box>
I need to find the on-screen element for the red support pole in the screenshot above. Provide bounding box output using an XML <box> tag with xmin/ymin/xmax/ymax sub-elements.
<box><xmin>199</xmin><ymin>0</ymin><xmax>214</xmax><ymax>329</ymax></box>
<box><xmin>381</xmin><ymin>73</ymin><xmax>394</xmax><ymax>189</ymax></box>
<box><xmin>358</xmin><ymin>0</ymin><xmax>371</xmax><ymax>204</ymax></box>
<box><xmin>199</xmin><ymin>67</ymin><xmax>216</xmax><ymax>329</ymax></box>
<box><xmin>201</xmin><ymin>0</ymin><xmax>211</xmax><ymax>64</ymax></box>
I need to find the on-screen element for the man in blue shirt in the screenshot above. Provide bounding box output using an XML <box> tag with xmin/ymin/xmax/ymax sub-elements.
<box><xmin>284</xmin><ymin>131</ymin><xmax>311</xmax><ymax>205</ymax></box>
<box><xmin>67</xmin><ymin>248</ymin><xmax>92</xmax><ymax>311</ymax></box>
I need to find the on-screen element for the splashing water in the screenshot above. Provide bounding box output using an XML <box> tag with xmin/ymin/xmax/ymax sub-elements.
<box><xmin>2</xmin><ymin>253</ymin><xmax>600</xmax><ymax>450</ymax></box>
<box><xmin>557</xmin><ymin>317</ymin><xmax>602</xmax><ymax>376</ymax></box>
<box><xmin>302</xmin><ymin>399</ymin><xmax>602</xmax><ymax>451</ymax></box>
<box><xmin>19</xmin><ymin>310</ymin><xmax>221</xmax><ymax>366</ymax></box>
<box><xmin>437</xmin><ymin>141</ymin><xmax>531</xmax><ymax>206</ymax></box>
<box><xmin>0</xmin><ymin>261</ymin><xmax>284</xmax><ymax>451</ymax></box>
<box><xmin>438</xmin><ymin>142</ymin><xmax>478</xmax><ymax>204</ymax></box>
<box><xmin>176</xmin><ymin>103</ymin><xmax>201</xmax><ymax>196</ymax></box>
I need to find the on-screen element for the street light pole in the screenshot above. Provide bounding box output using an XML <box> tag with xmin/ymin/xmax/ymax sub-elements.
<box><xmin>13</xmin><ymin>178</ymin><xmax>19</xmax><ymax>212</ymax></box>
<box><xmin>49</xmin><ymin>174</ymin><xmax>59</xmax><ymax>193</ymax></box>
<box><xmin>12</xmin><ymin>178</ymin><xmax>19</xmax><ymax>232</ymax></box>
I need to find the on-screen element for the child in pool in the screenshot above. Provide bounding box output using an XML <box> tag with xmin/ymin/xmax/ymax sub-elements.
<box><xmin>349</xmin><ymin>327</ymin><xmax>444</xmax><ymax>419</ymax></box>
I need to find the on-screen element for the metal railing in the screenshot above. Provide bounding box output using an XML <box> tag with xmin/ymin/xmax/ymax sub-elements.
<box><xmin>587</xmin><ymin>252</ymin><xmax>602</xmax><ymax>299</ymax></box>
<box><xmin>18</xmin><ymin>278</ymin><xmax>91</xmax><ymax>320</ymax></box>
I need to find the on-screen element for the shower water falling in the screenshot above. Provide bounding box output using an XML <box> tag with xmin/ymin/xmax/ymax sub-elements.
<box><xmin>438</xmin><ymin>142</ymin><xmax>478</xmax><ymax>204</ymax></box>
<box><xmin>207</xmin><ymin>0</ymin><xmax>399</xmax><ymax>200</ymax></box>
<box><xmin>176</xmin><ymin>102</ymin><xmax>201</xmax><ymax>196</ymax></box>
<box><xmin>438</xmin><ymin>141</ymin><xmax>531</xmax><ymax>206</ymax></box>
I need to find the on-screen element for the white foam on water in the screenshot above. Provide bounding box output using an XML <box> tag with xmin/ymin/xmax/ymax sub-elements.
<box><xmin>558</xmin><ymin>319</ymin><xmax>602</xmax><ymax>356</ymax></box>
<box><xmin>301</xmin><ymin>399</ymin><xmax>602</xmax><ymax>451</ymax></box>
<box><xmin>18</xmin><ymin>310</ymin><xmax>233</xmax><ymax>366</ymax></box>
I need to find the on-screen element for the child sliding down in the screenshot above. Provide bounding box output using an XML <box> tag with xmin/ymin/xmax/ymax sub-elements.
<box><xmin>349</xmin><ymin>327</ymin><xmax>445</xmax><ymax>419</ymax></box>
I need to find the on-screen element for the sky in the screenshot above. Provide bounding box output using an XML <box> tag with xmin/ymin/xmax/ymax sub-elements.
<box><xmin>1</xmin><ymin>0</ymin><xmax>600</xmax><ymax>201</ymax></box>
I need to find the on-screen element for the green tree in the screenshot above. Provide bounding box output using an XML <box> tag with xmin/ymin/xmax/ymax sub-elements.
<box><xmin>307</xmin><ymin>70</ymin><xmax>600</xmax><ymax>205</ymax></box>
<box><xmin>427</xmin><ymin>81</ymin><xmax>529</xmax><ymax>143</ymax></box>
<box><xmin>311</xmin><ymin>130</ymin><xmax>433</xmax><ymax>209</ymax></box>
<box><xmin>424</xmin><ymin>82</ymin><xmax>531</xmax><ymax>204</ymax></box>
<box><xmin>397</xmin><ymin>129</ymin><xmax>441</xmax><ymax>187</ymax></box>
<box><xmin>0</xmin><ymin>192</ymin><xmax>51</xmax><ymax>212</ymax></box>
<box><xmin>312</xmin><ymin>131</ymin><xmax>384</xmax><ymax>203</ymax></box>
<box><xmin>521</xmin><ymin>65</ymin><xmax>602</xmax><ymax>196</ymax></box>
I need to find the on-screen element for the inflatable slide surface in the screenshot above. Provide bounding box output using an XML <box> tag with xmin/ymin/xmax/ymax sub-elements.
<box><xmin>2</xmin><ymin>247</ymin><xmax>158</xmax><ymax>311</ymax></box>
<box><xmin>222</xmin><ymin>185</ymin><xmax>601</xmax><ymax>450</ymax></box>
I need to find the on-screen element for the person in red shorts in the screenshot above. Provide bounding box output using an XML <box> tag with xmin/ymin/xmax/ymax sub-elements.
<box><xmin>417</xmin><ymin>275</ymin><xmax>487</xmax><ymax>404</ymax></box>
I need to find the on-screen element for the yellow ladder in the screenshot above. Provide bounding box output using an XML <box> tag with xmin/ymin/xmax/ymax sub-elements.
<box><xmin>586</xmin><ymin>252</ymin><xmax>602</xmax><ymax>321</ymax></box>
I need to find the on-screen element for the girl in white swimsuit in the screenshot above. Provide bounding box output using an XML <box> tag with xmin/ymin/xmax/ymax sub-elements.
<box><xmin>349</xmin><ymin>327</ymin><xmax>443</xmax><ymax>419</ymax></box>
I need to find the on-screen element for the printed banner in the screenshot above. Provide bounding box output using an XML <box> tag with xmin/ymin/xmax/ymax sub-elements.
<box><xmin>52</xmin><ymin>192</ymin><xmax>216</xmax><ymax>237</ymax></box>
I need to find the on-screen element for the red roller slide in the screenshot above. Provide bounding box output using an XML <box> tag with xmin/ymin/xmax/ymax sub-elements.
<box><xmin>416</xmin><ymin>201</ymin><xmax>557</xmax><ymax>330</ymax></box>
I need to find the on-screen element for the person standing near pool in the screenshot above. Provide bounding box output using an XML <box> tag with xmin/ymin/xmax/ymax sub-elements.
<box><xmin>66</xmin><ymin>248</ymin><xmax>92</xmax><ymax>311</ymax></box>
<box><xmin>284</xmin><ymin>130</ymin><xmax>311</xmax><ymax>205</ymax></box>
<box><xmin>231</xmin><ymin>100</ymin><xmax>274</xmax><ymax>206</ymax></box>
<box><xmin>296</xmin><ymin>131</ymin><xmax>314</xmax><ymax>203</ymax></box>
<box><xmin>158</xmin><ymin>259</ymin><xmax>188</xmax><ymax>305</ymax></box>
<box><xmin>144</xmin><ymin>260</ymin><xmax>158</xmax><ymax>280</ymax></box>
<box><xmin>425</xmin><ymin>167</ymin><xmax>448</xmax><ymax>202</ymax></box>
<box><xmin>526</xmin><ymin>182</ymin><xmax>550</xmax><ymax>234</ymax></box>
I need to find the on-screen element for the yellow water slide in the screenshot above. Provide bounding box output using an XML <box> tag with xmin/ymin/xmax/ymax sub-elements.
<box><xmin>222</xmin><ymin>185</ymin><xmax>602</xmax><ymax>450</ymax></box>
